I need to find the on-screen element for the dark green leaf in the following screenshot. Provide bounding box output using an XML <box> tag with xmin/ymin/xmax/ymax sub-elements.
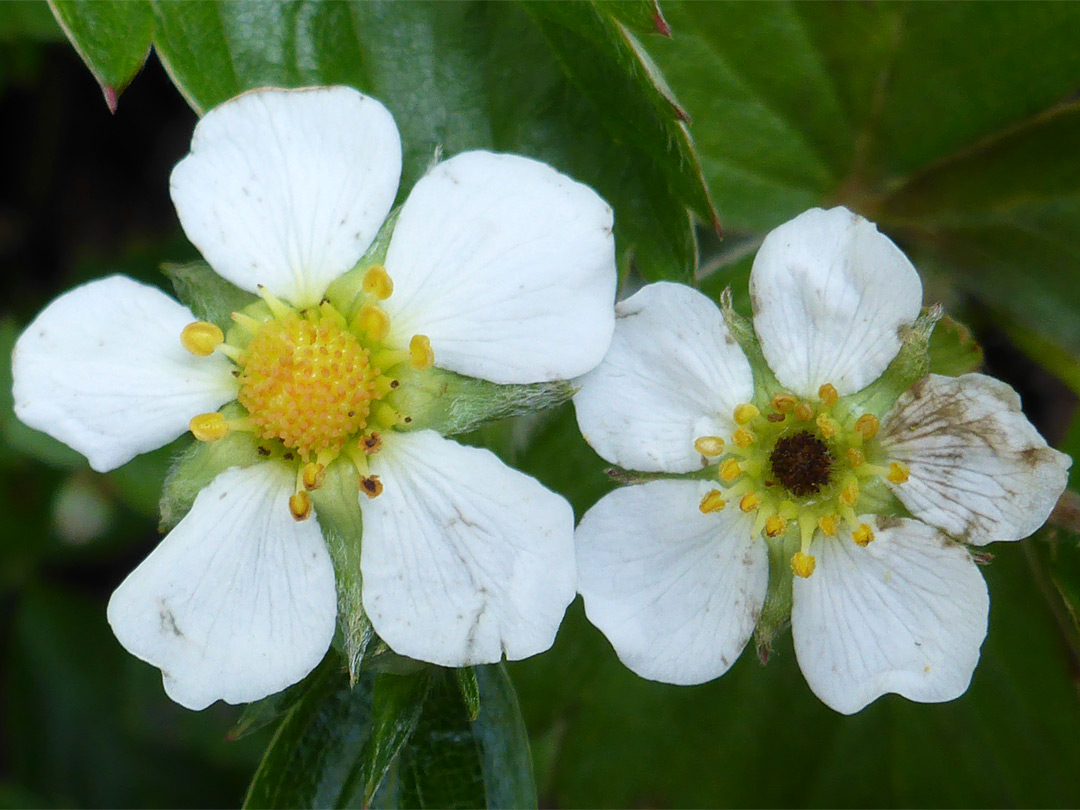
<box><xmin>598</xmin><ymin>0</ymin><xmax>671</xmax><ymax>38</ymax></box>
<box><xmin>49</xmin><ymin>0</ymin><xmax>152</xmax><ymax>108</ymax></box>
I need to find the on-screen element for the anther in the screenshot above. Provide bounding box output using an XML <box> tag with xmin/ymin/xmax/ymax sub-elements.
<box><xmin>733</xmin><ymin>403</ymin><xmax>760</xmax><ymax>426</ymax></box>
<box><xmin>846</xmin><ymin>447</ymin><xmax>865</xmax><ymax>468</ymax></box>
<box><xmin>409</xmin><ymin>335</ymin><xmax>434</xmax><ymax>371</ymax></box>
<box><xmin>839</xmin><ymin>478</ymin><xmax>859</xmax><ymax>507</ymax></box>
<box><xmin>771</xmin><ymin>393</ymin><xmax>797</xmax><ymax>414</ymax></box>
<box><xmin>180</xmin><ymin>322</ymin><xmax>224</xmax><ymax>357</ymax></box>
<box><xmin>739</xmin><ymin>492</ymin><xmax>762</xmax><ymax>513</ymax></box>
<box><xmin>765</xmin><ymin>514</ymin><xmax>788</xmax><ymax>537</ymax></box>
<box><xmin>791</xmin><ymin>551</ymin><xmax>817</xmax><ymax>578</ymax></box>
<box><xmin>719</xmin><ymin>458</ymin><xmax>743</xmax><ymax>483</ymax></box>
<box><xmin>852</xmin><ymin>523</ymin><xmax>875</xmax><ymax>547</ymax></box>
<box><xmin>794</xmin><ymin>402</ymin><xmax>814</xmax><ymax>422</ymax></box>
<box><xmin>887</xmin><ymin>461</ymin><xmax>910</xmax><ymax>484</ymax></box>
<box><xmin>733</xmin><ymin>427</ymin><xmax>755</xmax><ymax>448</ymax></box>
<box><xmin>289</xmin><ymin>491</ymin><xmax>312</xmax><ymax>521</ymax></box>
<box><xmin>854</xmin><ymin>413</ymin><xmax>880</xmax><ymax>440</ymax></box>
<box><xmin>360</xmin><ymin>431</ymin><xmax>383</xmax><ymax>455</ymax></box>
<box><xmin>699</xmin><ymin>489</ymin><xmax>727</xmax><ymax>514</ymax></box>
<box><xmin>818</xmin><ymin>514</ymin><xmax>839</xmax><ymax>537</ymax></box>
<box><xmin>359</xmin><ymin>475</ymin><xmax>384</xmax><ymax>499</ymax></box>
<box><xmin>354</xmin><ymin>305</ymin><xmax>391</xmax><ymax>341</ymax></box>
<box><xmin>694</xmin><ymin>436</ymin><xmax>726</xmax><ymax>457</ymax></box>
<box><xmin>302</xmin><ymin>462</ymin><xmax>325</xmax><ymax>491</ymax></box>
<box><xmin>818</xmin><ymin>383</ymin><xmax>839</xmax><ymax>408</ymax></box>
<box><xmin>362</xmin><ymin>265</ymin><xmax>394</xmax><ymax>300</ymax></box>
<box><xmin>190</xmin><ymin>412</ymin><xmax>228</xmax><ymax>442</ymax></box>
<box><xmin>815</xmin><ymin>413</ymin><xmax>839</xmax><ymax>440</ymax></box>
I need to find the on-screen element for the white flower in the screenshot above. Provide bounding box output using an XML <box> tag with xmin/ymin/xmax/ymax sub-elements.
<box><xmin>572</xmin><ymin>206</ymin><xmax>1070</xmax><ymax>714</ymax></box>
<box><xmin>12</xmin><ymin>86</ymin><xmax>617</xmax><ymax>710</ymax></box>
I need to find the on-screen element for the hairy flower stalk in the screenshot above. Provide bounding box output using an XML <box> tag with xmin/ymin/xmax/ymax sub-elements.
<box><xmin>572</xmin><ymin>207</ymin><xmax>1070</xmax><ymax>714</ymax></box>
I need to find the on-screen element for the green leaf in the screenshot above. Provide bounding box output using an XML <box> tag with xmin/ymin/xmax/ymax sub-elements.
<box><xmin>162</xmin><ymin>261</ymin><xmax>258</xmax><ymax>331</ymax></box>
<box><xmin>525</xmin><ymin>1</ymin><xmax>714</xmax><ymax>227</ymax></box>
<box><xmin>49</xmin><ymin>0</ymin><xmax>152</xmax><ymax>109</ymax></box>
<box><xmin>455</xmin><ymin>667</ymin><xmax>481</xmax><ymax>723</ymax></box>
<box><xmin>349</xmin><ymin>670</ymin><xmax>434</xmax><ymax>807</ymax></box>
<box><xmin>244</xmin><ymin>658</ymin><xmax>374</xmax><ymax>809</ymax></box>
<box><xmin>382</xmin><ymin>666</ymin><xmax>537</xmax><ymax>810</ymax></box>
<box><xmin>599</xmin><ymin>0</ymin><xmax>671</xmax><ymax>38</ymax></box>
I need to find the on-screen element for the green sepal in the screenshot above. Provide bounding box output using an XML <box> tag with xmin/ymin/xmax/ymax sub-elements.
<box><xmin>393</xmin><ymin>367</ymin><xmax>576</xmax><ymax>437</ymax></box>
<box><xmin>848</xmin><ymin>306</ymin><xmax>943</xmax><ymax>417</ymax></box>
<box><xmin>162</xmin><ymin>260</ymin><xmax>259</xmax><ymax>331</ymax></box>
<box><xmin>928</xmin><ymin>313</ymin><xmax>984</xmax><ymax>377</ymax></box>
<box><xmin>310</xmin><ymin>460</ymin><xmax>373</xmax><ymax>685</ymax></box>
<box><xmin>754</xmin><ymin>529</ymin><xmax>798</xmax><ymax>663</ymax></box>
<box><xmin>323</xmin><ymin>209</ymin><xmax>401</xmax><ymax>318</ymax></box>
<box><xmin>455</xmin><ymin>666</ymin><xmax>482</xmax><ymax>722</ymax></box>
<box><xmin>158</xmin><ymin>403</ymin><xmax>262</xmax><ymax>532</ymax></box>
<box><xmin>718</xmin><ymin>287</ymin><xmax>783</xmax><ymax>401</ymax></box>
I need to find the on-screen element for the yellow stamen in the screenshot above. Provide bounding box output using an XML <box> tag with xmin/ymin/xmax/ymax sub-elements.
<box><xmin>733</xmin><ymin>427</ymin><xmax>755</xmax><ymax>448</ymax></box>
<box><xmin>302</xmin><ymin>462</ymin><xmax>325</xmax><ymax>491</ymax></box>
<box><xmin>791</xmin><ymin>551</ymin><xmax>817</xmax><ymax>578</ymax></box>
<box><xmin>699</xmin><ymin>489</ymin><xmax>727</xmax><ymax>514</ymax></box>
<box><xmin>794</xmin><ymin>402</ymin><xmax>815</xmax><ymax>422</ymax></box>
<box><xmin>190</xmin><ymin>412</ymin><xmax>228</xmax><ymax>442</ymax></box>
<box><xmin>852</xmin><ymin>523</ymin><xmax>875</xmax><ymax>547</ymax></box>
<box><xmin>409</xmin><ymin>334</ymin><xmax>434</xmax><ymax>371</ymax></box>
<box><xmin>846</xmin><ymin>447</ymin><xmax>865</xmax><ymax>468</ymax></box>
<box><xmin>180</xmin><ymin>322</ymin><xmax>224</xmax><ymax>357</ymax></box>
<box><xmin>739</xmin><ymin>492</ymin><xmax>762</xmax><ymax>513</ymax></box>
<box><xmin>818</xmin><ymin>514</ymin><xmax>839</xmax><ymax>537</ymax></box>
<box><xmin>887</xmin><ymin>461</ymin><xmax>910</xmax><ymax>484</ymax></box>
<box><xmin>359</xmin><ymin>475</ymin><xmax>384</xmax><ymax>499</ymax></box>
<box><xmin>854</xmin><ymin>413</ymin><xmax>880</xmax><ymax>440</ymax></box>
<box><xmin>362</xmin><ymin>265</ymin><xmax>394</xmax><ymax>300</ymax></box>
<box><xmin>818</xmin><ymin>383</ymin><xmax>839</xmax><ymax>407</ymax></box>
<box><xmin>694</xmin><ymin>436</ymin><xmax>726</xmax><ymax>457</ymax></box>
<box><xmin>353</xmin><ymin>304</ymin><xmax>391</xmax><ymax>341</ymax></box>
<box><xmin>839</xmin><ymin>478</ymin><xmax>859</xmax><ymax>507</ymax></box>
<box><xmin>289</xmin><ymin>491</ymin><xmax>312</xmax><ymax>521</ymax></box>
<box><xmin>720</xmin><ymin>458</ymin><xmax>743</xmax><ymax>483</ymax></box>
<box><xmin>372</xmin><ymin>401</ymin><xmax>404</xmax><ymax>429</ymax></box>
<box><xmin>771</xmin><ymin>392</ymin><xmax>797</xmax><ymax>414</ymax></box>
<box><xmin>815</xmin><ymin>413</ymin><xmax>839</xmax><ymax>440</ymax></box>
<box><xmin>765</xmin><ymin>514</ymin><xmax>788</xmax><ymax>537</ymax></box>
<box><xmin>733</xmin><ymin>403</ymin><xmax>760</xmax><ymax>425</ymax></box>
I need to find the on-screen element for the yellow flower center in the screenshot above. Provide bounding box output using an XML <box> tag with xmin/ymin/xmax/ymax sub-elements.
<box><xmin>694</xmin><ymin>383</ymin><xmax>907</xmax><ymax>578</ymax></box>
<box><xmin>237</xmin><ymin>309</ymin><xmax>377</xmax><ymax>461</ymax></box>
<box><xmin>178</xmin><ymin>265</ymin><xmax>434</xmax><ymax>519</ymax></box>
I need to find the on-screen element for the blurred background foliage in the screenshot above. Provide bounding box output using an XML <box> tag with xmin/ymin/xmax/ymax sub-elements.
<box><xmin>2</xmin><ymin>1</ymin><xmax>1080</xmax><ymax>807</ymax></box>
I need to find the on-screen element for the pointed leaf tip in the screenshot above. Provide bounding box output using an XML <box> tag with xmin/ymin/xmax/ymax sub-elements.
<box><xmin>102</xmin><ymin>85</ymin><xmax>118</xmax><ymax>114</ymax></box>
<box><xmin>654</xmin><ymin>11</ymin><xmax>672</xmax><ymax>37</ymax></box>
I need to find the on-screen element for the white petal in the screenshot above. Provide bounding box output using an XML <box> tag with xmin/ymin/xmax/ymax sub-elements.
<box><xmin>881</xmin><ymin>373</ymin><xmax>1070</xmax><ymax>545</ymax></box>
<box><xmin>792</xmin><ymin>517</ymin><xmax>988</xmax><ymax>715</ymax></box>
<box><xmin>12</xmin><ymin>276</ymin><xmax>236</xmax><ymax>472</ymax></box>
<box><xmin>750</xmin><ymin>207</ymin><xmax>923</xmax><ymax>397</ymax></box>
<box><xmin>170</xmin><ymin>86</ymin><xmax>401</xmax><ymax>307</ymax></box>
<box><xmin>107</xmin><ymin>463</ymin><xmax>336</xmax><ymax>710</ymax></box>
<box><xmin>573</xmin><ymin>282</ymin><xmax>754</xmax><ymax>473</ymax></box>
<box><xmin>381</xmin><ymin>151</ymin><xmax>617</xmax><ymax>384</ymax></box>
<box><xmin>576</xmin><ymin>479</ymin><xmax>767</xmax><ymax>685</ymax></box>
<box><xmin>361</xmin><ymin>430</ymin><xmax>576</xmax><ymax>666</ymax></box>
